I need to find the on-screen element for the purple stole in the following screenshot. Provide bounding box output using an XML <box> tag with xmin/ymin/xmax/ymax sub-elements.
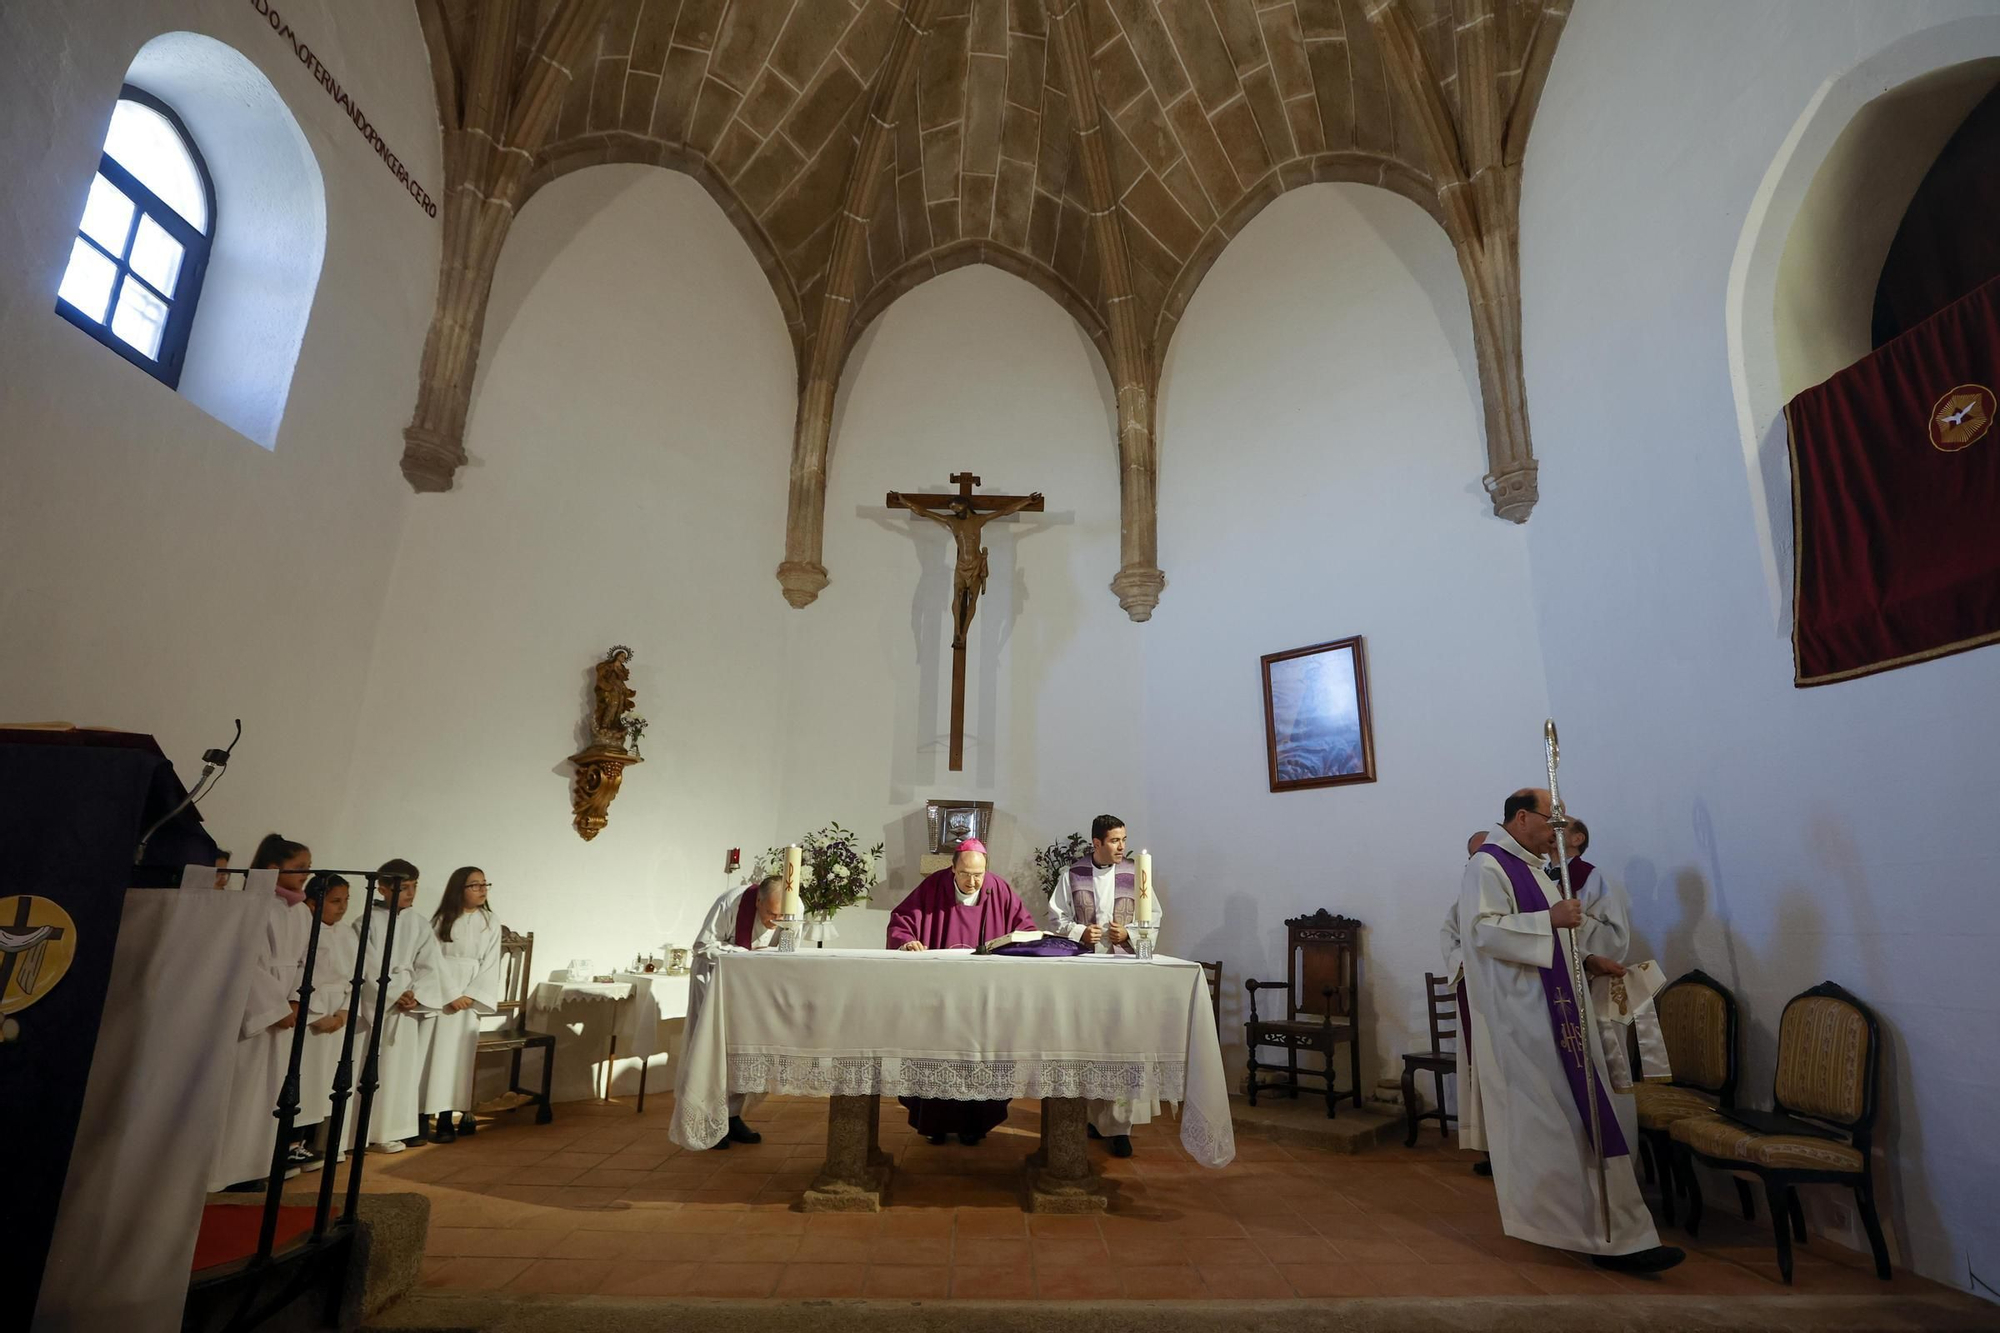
<box><xmin>1068</xmin><ymin>859</ymin><xmax>1137</xmax><ymax>953</ymax></box>
<box><xmin>731</xmin><ymin>887</ymin><xmax>759</xmax><ymax>947</ymax></box>
<box><xmin>1566</xmin><ymin>856</ymin><xmax>1596</xmax><ymax>891</ymax></box>
<box><xmin>1477</xmin><ymin>845</ymin><xmax>1628</xmax><ymax>1157</ymax></box>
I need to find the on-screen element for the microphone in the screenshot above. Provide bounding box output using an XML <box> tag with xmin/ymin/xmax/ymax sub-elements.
<box><xmin>134</xmin><ymin>719</ymin><xmax>241</xmax><ymax>863</ymax></box>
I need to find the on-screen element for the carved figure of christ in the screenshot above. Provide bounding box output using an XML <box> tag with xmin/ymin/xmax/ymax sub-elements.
<box><xmin>886</xmin><ymin>473</ymin><xmax>1045</xmax><ymax>770</ymax></box>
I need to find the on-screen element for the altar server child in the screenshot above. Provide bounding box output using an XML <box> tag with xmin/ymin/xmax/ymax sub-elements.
<box><xmin>292</xmin><ymin>873</ymin><xmax>358</xmax><ymax>1168</ymax></box>
<box><xmin>357</xmin><ymin>859</ymin><xmax>444</xmax><ymax>1153</ymax></box>
<box><xmin>209</xmin><ymin>835</ymin><xmax>316</xmax><ymax>1190</ymax></box>
<box><xmin>420</xmin><ymin>866</ymin><xmax>503</xmax><ymax>1142</ymax></box>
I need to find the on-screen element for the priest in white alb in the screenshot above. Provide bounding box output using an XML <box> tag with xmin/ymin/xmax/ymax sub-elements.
<box><xmin>1045</xmin><ymin>813</ymin><xmax>1162</xmax><ymax>1157</ymax></box>
<box><xmin>1457</xmin><ymin>789</ymin><xmax>1682</xmax><ymax>1272</ymax></box>
<box><xmin>676</xmin><ymin>871</ymin><xmax>788</xmax><ymax>1147</ymax></box>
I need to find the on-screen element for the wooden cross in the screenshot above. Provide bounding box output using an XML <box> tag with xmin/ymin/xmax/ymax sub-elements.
<box><xmin>887</xmin><ymin>473</ymin><xmax>1045</xmax><ymax>771</ymax></box>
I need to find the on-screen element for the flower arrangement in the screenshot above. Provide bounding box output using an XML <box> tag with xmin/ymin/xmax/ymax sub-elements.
<box><xmin>621</xmin><ymin>712</ymin><xmax>648</xmax><ymax>755</ymax></box>
<box><xmin>1033</xmin><ymin>832</ymin><xmax>1089</xmax><ymax>898</ymax></box>
<box><xmin>761</xmin><ymin>822</ymin><xmax>885</xmax><ymax>918</ymax></box>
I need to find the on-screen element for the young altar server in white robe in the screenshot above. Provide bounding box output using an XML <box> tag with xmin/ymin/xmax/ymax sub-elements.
<box><xmin>293</xmin><ymin>873</ymin><xmax>358</xmax><ymax>1168</ymax></box>
<box><xmin>209</xmin><ymin>835</ymin><xmax>316</xmax><ymax>1190</ymax></box>
<box><xmin>421</xmin><ymin>866</ymin><xmax>503</xmax><ymax>1142</ymax></box>
<box><xmin>356</xmin><ymin>859</ymin><xmax>444</xmax><ymax>1153</ymax></box>
<box><xmin>677</xmin><ymin>874</ymin><xmax>786</xmax><ymax>1147</ymax></box>
<box><xmin>1044</xmin><ymin>815</ymin><xmax>1163</xmax><ymax>1157</ymax></box>
<box><xmin>1457</xmin><ymin>789</ymin><xmax>1683</xmax><ymax>1272</ymax></box>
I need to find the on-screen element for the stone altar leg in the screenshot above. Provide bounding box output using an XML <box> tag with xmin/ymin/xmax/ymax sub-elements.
<box><xmin>1025</xmin><ymin>1097</ymin><xmax>1108</xmax><ymax>1213</ymax></box>
<box><xmin>803</xmin><ymin>1095</ymin><xmax>892</xmax><ymax>1212</ymax></box>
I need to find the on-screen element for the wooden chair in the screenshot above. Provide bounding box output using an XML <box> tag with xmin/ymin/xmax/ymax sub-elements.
<box><xmin>1244</xmin><ymin>912</ymin><xmax>1363</xmax><ymax>1117</ymax></box>
<box><xmin>1635</xmin><ymin>967</ymin><xmax>1745</xmax><ymax>1223</ymax></box>
<box><xmin>1399</xmin><ymin>972</ymin><xmax>1459</xmax><ymax>1145</ymax></box>
<box><xmin>1669</xmin><ymin>981</ymin><xmax>1891</xmax><ymax>1284</ymax></box>
<box><xmin>1197</xmin><ymin>960</ymin><xmax>1223</xmax><ymax>1037</ymax></box>
<box><xmin>474</xmin><ymin>927</ymin><xmax>557</xmax><ymax>1125</ymax></box>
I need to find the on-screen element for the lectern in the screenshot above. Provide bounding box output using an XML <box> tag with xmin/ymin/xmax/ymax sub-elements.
<box><xmin>2</xmin><ymin>728</ymin><xmax>217</xmax><ymax>1324</ymax></box>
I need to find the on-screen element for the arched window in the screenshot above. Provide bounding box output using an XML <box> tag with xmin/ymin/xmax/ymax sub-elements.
<box><xmin>55</xmin><ymin>85</ymin><xmax>215</xmax><ymax>387</ymax></box>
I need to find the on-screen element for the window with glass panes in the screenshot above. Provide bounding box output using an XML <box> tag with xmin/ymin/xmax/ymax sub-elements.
<box><xmin>55</xmin><ymin>87</ymin><xmax>214</xmax><ymax>388</ymax></box>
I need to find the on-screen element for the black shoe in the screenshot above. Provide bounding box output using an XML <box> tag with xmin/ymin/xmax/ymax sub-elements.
<box><xmin>957</xmin><ymin>1132</ymin><xmax>985</xmax><ymax>1146</ymax></box>
<box><xmin>1592</xmin><ymin>1245</ymin><xmax>1686</xmax><ymax>1274</ymax></box>
<box><xmin>432</xmin><ymin>1116</ymin><xmax>458</xmax><ymax>1144</ymax></box>
<box><xmin>927</xmin><ymin>1133</ymin><xmax>949</xmax><ymax>1145</ymax></box>
<box><xmin>221</xmin><ymin>1179</ymin><xmax>264</xmax><ymax>1193</ymax></box>
<box><xmin>711</xmin><ymin>1133</ymin><xmax>732</xmax><ymax>1149</ymax></box>
<box><xmin>1086</xmin><ymin>1124</ymin><xmax>1103</xmax><ymax>1140</ymax></box>
<box><xmin>416</xmin><ymin>1113</ymin><xmax>432</xmax><ymax>1139</ymax></box>
<box><xmin>401</xmin><ymin>1135</ymin><xmax>426</xmax><ymax>1148</ymax></box>
<box><xmin>1473</xmin><ymin>1159</ymin><xmax>1493</xmax><ymax>1177</ymax></box>
<box><xmin>1109</xmin><ymin>1135</ymin><xmax>1133</xmax><ymax>1158</ymax></box>
<box><xmin>726</xmin><ymin>1116</ymin><xmax>762</xmax><ymax>1144</ymax></box>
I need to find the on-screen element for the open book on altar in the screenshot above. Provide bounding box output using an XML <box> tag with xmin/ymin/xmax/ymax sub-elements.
<box><xmin>977</xmin><ymin>930</ymin><xmax>1087</xmax><ymax>957</ymax></box>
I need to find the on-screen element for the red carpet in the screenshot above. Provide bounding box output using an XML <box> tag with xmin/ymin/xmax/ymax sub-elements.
<box><xmin>191</xmin><ymin>1204</ymin><xmax>316</xmax><ymax>1271</ymax></box>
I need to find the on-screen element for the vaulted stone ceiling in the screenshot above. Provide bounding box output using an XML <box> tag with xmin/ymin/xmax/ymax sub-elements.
<box><xmin>404</xmin><ymin>0</ymin><xmax>1570</xmax><ymax>619</ymax></box>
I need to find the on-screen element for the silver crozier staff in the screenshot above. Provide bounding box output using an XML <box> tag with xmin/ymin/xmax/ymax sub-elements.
<box><xmin>1543</xmin><ymin>718</ymin><xmax>1612</xmax><ymax>1245</ymax></box>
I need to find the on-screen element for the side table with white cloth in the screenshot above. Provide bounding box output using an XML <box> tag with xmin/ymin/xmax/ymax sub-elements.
<box><xmin>525</xmin><ymin>973</ymin><xmax>668</xmax><ymax>1110</ymax></box>
<box><xmin>667</xmin><ymin>948</ymin><xmax>1234</xmax><ymax>1211</ymax></box>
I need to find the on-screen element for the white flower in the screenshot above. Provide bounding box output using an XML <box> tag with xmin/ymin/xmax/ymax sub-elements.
<box><xmin>800</xmin><ymin>866</ymin><xmax>815</xmax><ymax>883</ymax></box>
<box><xmin>833</xmin><ymin>864</ymin><xmax>850</xmax><ymax>879</ymax></box>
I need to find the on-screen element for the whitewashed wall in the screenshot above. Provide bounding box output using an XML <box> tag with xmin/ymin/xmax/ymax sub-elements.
<box><xmin>0</xmin><ymin>0</ymin><xmax>436</xmax><ymax>858</ymax></box>
<box><xmin>1519</xmin><ymin>0</ymin><xmax>2000</xmax><ymax>1290</ymax></box>
<box><xmin>1149</xmin><ymin>183</ymin><xmax>1549</xmax><ymax>1094</ymax></box>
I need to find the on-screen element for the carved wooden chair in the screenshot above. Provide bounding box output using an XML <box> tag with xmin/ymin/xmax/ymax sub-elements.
<box><xmin>1198</xmin><ymin>960</ymin><xmax>1223</xmax><ymax>1037</ymax></box>
<box><xmin>1244</xmin><ymin>912</ymin><xmax>1363</xmax><ymax>1117</ymax></box>
<box><xmin>1670</xmin><ymin>981</ymin><xmax>1891</xmax><ymax>1284</ymax></box>
<box><xmin>1634</xmin><ymin>967</ymin><xmax>1745</xmax><ymax>1223</ymax></box>
<box><xmin>1399</xmin><ymin>972</ymin><xmax>1459</xmax><ymax>1145</ymax></box>
<box><xmin>474</xmin><ymin>927</ymin><xmax>557</xmax><ymax>1125</ymax></box>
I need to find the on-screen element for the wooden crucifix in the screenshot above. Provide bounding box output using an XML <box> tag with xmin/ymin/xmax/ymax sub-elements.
<box><xmin>887</xmin><ymin>472</ymin><xmax>1044</xmax><ymax>771</ymax></box>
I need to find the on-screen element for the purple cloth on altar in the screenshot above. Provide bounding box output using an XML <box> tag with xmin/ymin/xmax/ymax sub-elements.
<box><xmin>989</xmin><ymin>935</ymin><xmax>1087</xmax><ymax>958</ymax></box>
<box><xmin>1477</xmin><ymin>845</ymin><xmax>1629</xmax><ymax>1158</ymax></box>
<box><xmin>885</xmin><ymin>869</ymin><xmax>1034</xmax><ymax>949</ymax></box>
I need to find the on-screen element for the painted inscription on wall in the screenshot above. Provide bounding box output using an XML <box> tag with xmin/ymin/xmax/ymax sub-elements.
<box><xmin>250</xmin><ymin>0</ymin><xmax>438</xmax><ymax>217</ymax></box>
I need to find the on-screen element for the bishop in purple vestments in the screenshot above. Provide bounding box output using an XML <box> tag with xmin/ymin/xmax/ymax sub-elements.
<box><xmin>886</xmin><ymin>839</ymin><xmax>1035</xmax><ymax>1144</ymax></box>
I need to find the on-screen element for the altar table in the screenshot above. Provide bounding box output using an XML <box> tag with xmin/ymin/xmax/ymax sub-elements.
<box><xmin>669</xmin><ymin>948</ymin><xmax>1234</xmax><ymax>1210</ymax></box>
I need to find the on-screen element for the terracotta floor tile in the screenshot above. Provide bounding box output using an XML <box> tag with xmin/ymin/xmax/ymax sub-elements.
<box><xmin>1033</xmin><ymin>1236</ymin><xmax>1111</xmax><ymax>1267</ymax></box>
<box><xmin>422</xmin><ymin>1256</ymin><xmax>532</xmax><ymax>1290</ymax></box>
<box><xmin>1192</xmin><ymin>1261</ymin><xmax>1291</xmax><ymax>1298</ymax></box>
<box><xmin>959</xmin><ymin>1237</ymin><xmax>1033</xmax><ymax>1268</ymax></box>
<box><xmin>730</xmin><ymin>1235</ymin><xmax>804</xmax><ymax>1263</ymax></box>
<box><xmin>597</xmin><ymin>1262</ymin><xmax>700</xmax><ymax>1296</ymax></box>
<box><xmin>870</xmin><ymin>1236</ymin><xmax>952</xmax><ymax>1266</ymax></box>
<box><xmin>1517</xmin><ymin>1260</ymin><xmax>1627</xmax><ymax>1294</ymax></box>
<box><xmin>879</xmin><ymin>1208</ymin><xmax>954</xmax><ymax>1238</ymax></box>
<box><xmin>1369</xmin><ymin>1261</ymin><xmax>1540</xmax><ymax>1296</ymax></box>
<box><xmin>795</xmin><ymin>1235</ymin><xmax>873</xmax><ymax>1265</ymax></box>
<box><xmin>547</xmin><ymin>1229</ymin><xmax>670</xmax><ymax>1260</ymax></box>
<box><xmin>573</xmin><ymin>1167</ymin><xmax>653</xmax><ymax>1189</ymax></box>
<box><xmin>1121</xmin><ymin>1264</ymin><xmax>1208</xmax><ymax>1299</ymax></box>
<box><xmin>678</xmin><ymin>1263</ymin><xmax>780</xmax><ymax>1297</ymax></box>
<box><xmin>803</xmin><ymin>1213</ymin><xmax>882</xmax><ymax>1236</ymax></box>
<box><xmin>1279</xmin><ymin>1262</ymin><xmax>1378</xmax><ymax>1297</ymax></box>
<box><xmin>1033</xmin><ymin>1267</ymin><xmax>1110</xmax><ymax>1299</ymax></box>
<box><xmin>955</xmin><ymin>1208</ymin><xmax>1030</xmax><ymax>1239</ymax></box>
<box><xmin>424</xmin><ymin>1226</ymin><xmax>576</xmax><ymax>1258</ymax></box>
<box><xmin>775</xmin><ymin>1263</ymin><xmax>870</xmax><ymax>1298</ymax></box>
<box><xmin>503</xmin><ymin>1163</ymin><xmax>588</xmax><ymax>1187</ymax></box>
<box><xmin>862</xmin><ymin>1264</ymin><xmax>951</xmax><ymax>1298</ymax></box>
<box><xmin>951</xmin><ymin>1263</ymin><xmax>1037</xmax><ymax>1299</ymax></box>
<box><xmin>1327</xmin><ymin>1236</ymin><xmax>1424</xmax><ymax>1265</ymax></box>
<box><xmin>1257</xmin><ymin>1234</ymin><xmax>1338</xmax><ymax>1265</ymax></box>
<box><xmin>1027</xmin><ymin>1215</ymin><xmax>1102</xmax><ymax>1238</ymax></box>
<box><xmin>501</xmin><ymin>1259</ymin><xmax>618</xmax><ymax>1294</ymax></box>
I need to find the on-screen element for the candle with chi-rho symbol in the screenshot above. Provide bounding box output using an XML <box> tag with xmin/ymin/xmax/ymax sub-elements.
<box><xmin>783</xmin><ymin>844</ymin><xmax>804</xmax><ymax>916</ymax></box>
<box><xmin>1135</xmin><ymin>849</ymin><xmax>1154</xmax><ymax>924</ymax></box>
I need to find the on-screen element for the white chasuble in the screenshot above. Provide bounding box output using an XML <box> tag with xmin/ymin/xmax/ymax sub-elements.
<box><xmin>1045</xmin><ymin>861</ymin><xmax>1166</xmax><ymax>1136</ymax></box>
<box><xmin>421</xmin><ymin>910</ymin><xmax>503</xmax><ymax>1114</ymax></box>
<box><xmin>1458</xmin><ymin>830</ymin><xmax>1660</xmax><ymax>1257</ymax></box>
<box><xmin>678</xmin><ymin>886</ymin><xmax>770</xmax><ymax>1131</ymax></box>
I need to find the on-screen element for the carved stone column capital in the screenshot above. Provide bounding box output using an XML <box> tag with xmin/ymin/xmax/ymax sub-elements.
<box><xmin>399</xmin><ymin>424</ymin><xmax>464</xmax><ymax>494</ymax></box>
<box><xmin>1484</xmin><ymin>462</ymin><xmax>1540</xmax><ymax>524</ymax></box>
<box><xmin>1110</xmin><ymin>565</ymin><xmax>1167</xmax><ymax>622</ymax></box>
<box><xmin>777</xmin><ymin>560</ymin><xmax>830</xmax><ymax>609</ymax></box>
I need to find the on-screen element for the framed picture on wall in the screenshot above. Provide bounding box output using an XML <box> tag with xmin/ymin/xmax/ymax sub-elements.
<box><xmin>925</xmin><ymin>799</ymin><xmax>994</xmax><ymax>854</ymax></box>
<box><xmin>1261</xmin><ymin>636</ymin><xmax>1377</xmax><ymax>793</ymax></box>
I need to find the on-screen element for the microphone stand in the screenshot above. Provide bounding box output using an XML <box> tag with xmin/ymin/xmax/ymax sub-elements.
<box><xmin>134</xmin><ymin>719</ymin><xmax>241</xmax><ymax>863</ymax></box>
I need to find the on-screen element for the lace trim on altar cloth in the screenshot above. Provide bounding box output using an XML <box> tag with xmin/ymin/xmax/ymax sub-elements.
<box><xmin>1176</xmin><ymin>1095</ymin><xmax>1237</xmax><ymax>1167</ymax></box>
<box><xmin>726</xmin><ymin>1053</ymin><xmax>1190</xmax><ymax>1105</ymax></box>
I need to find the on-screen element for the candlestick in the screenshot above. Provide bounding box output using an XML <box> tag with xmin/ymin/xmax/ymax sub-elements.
<box><xmin>1135</xmin><ymin>849</ymin><xmax>1153</xmax><ymax>924</ymax></box>
<box><xmin>783</xmin><ymin>844</ymin><xmax>805</xmax><ymax>916</ymax></box>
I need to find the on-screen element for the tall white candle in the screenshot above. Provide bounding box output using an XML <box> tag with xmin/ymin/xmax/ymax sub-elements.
<box><xmin>1135</xmin><ymin>849</ymin><xmax>1153</xmax><ymax>924</ymax></box>
<box><xmin>783</xmin><ymin>844</ymin><xmax>804</xmax><ymax>916</ymax></box>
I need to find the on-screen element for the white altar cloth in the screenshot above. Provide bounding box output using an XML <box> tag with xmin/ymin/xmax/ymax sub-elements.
<box><xmin>668</xmin><ymin>948</ymin><xmax>1234</xmax><ymax>1166</ymax></box>
<box><xmin>526</xmin><ymin>973</ymin><xmax>665</xmax><ymax>1103</ymax></box>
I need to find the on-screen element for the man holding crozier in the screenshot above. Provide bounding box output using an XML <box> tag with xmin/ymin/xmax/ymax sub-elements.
<box><xmin>1457</xmin><ymin>789</ymin><xmax>1682</xmax><ymax>1272</ymax></box>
